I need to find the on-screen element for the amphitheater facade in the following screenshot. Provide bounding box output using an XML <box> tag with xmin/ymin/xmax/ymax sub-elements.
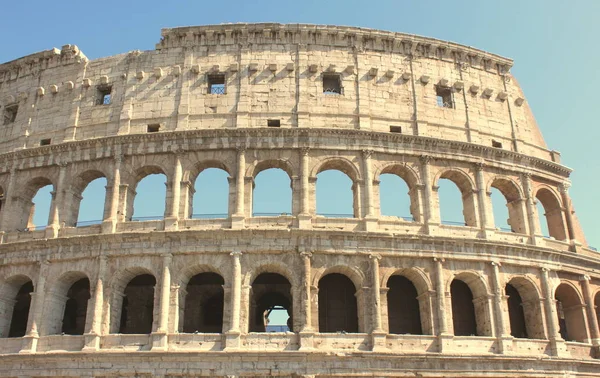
<box><xmin>0</xmin><ymin>23</ymin><xmax>598</xmax><ymax>377</ymax></box>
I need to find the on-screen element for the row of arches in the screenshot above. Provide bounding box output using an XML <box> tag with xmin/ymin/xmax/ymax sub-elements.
<box><xmin>2</xmin><ymin>268</ymin><xmax>597</xmax><ymax>343</ymax></box>
<box><xmin>14</xmin><ymin>159</ymin><xmax>568</xmax><ymax>241</ymax></box>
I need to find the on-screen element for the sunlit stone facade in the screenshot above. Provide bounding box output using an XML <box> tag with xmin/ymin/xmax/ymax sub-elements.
<box><xmin>0</xmin><ymin>23</ymin><xmax>597</xmax><ymax>377</ymax></box>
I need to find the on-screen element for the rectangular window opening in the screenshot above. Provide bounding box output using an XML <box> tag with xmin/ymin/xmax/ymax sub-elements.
<box><xmin>40</xmin><ymin>138</ymin><xmax>51</xmax><ymax>146</ymax></box>
<box><xmin>3</xmin><ymin>105</ymin><xmax>18</xmax><ymax>125</ymax></box>
<box><xmin>390</xmin><ymin>125</ymin><xmax>402</xmax><ymax>133</ymax></box>
<box><xmin>492</xmin><ymin>140</ymin><xmax>503</xmax><ymax>148</ymax></box>
<box><xmin>147</xmin><ymin>124</ymin><xmax>161</xmax><ymax>133</ymax></box>
<box><xmin>435</xmin><ymin>86</ymin><xmax>453</xmax><ymax>108</ymax></box>
<box><xmin>323</xmin><ymin>73</ymin><xmax>342</xmax><ymax>95</ymax></box>
<box><xmin>96</xmin><ymin>86</ymin><xmax>112</xmax><ymax>105</ymax></box>
<box><xmin>208</xmin><ymin>74</ymin><xmax>226</xmax><ymax>95</ymax></box>
<box><xmin>267</xmin><ymin>119</ymin><xmax>281</xmax><ymax>127</ymax></box>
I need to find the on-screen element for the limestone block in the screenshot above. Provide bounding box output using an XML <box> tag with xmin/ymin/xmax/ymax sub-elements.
<box><xmin>154</xmin><ymin>68</ymin><xmax>163</xmax><ymax>78</ymax></box>
<box><xmin>136</xmin><ymin>71</ymin><xmax>145</xmax><ymax>80</ymax></box>
<box><xmin>99</xmin><ymin>75</ymin><xmax>109</xmax><ymax>85</ymax></box>
<box><xmin>37</xmin><ymin>87</ymin><xmax>45</xmax><ymax>96</ymax></box>
<box><xmin>50</xmin><ymin>85</ymin><xmax>58</xmax><ymax>94</ymax></box>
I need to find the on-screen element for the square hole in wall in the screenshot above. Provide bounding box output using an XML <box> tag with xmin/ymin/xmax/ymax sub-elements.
<box><xmin>208</xmin><ymin>74</ymin><xmax>226</xmax><ymax>95</ymax></box>
<box><xmin>323</xmin><ymin>73</ymin><xmax>342</xmax><ymax>95</ymax></box>
<box><xmin>267</xmin><ymin>119</ymin><xmax>281</xmax><ymax>127</ymax></box>
<box><xmin>435</xmin><ymin>86</ymin><xmax>453</xmax><ymax>108</ymax></box>
<box><xmin>96</xmin><ymin>86</ymin><xmax>112</xmax><ymax>105</ymax></box>
<box><xmin>147</xmin><ymin>124</ymin><xmax>161</xmax><ymax>133</ymax></box>
<box><xmin>389</xmin><ymin>125</ymin><xmax>402</xmax><ymax>133</ymax></box>
<box><xmin>40</xmin><ymin>138</ymin><xmax>51</xmax><ymax>146</ymax></box>
<box><xmin>492</xmin><ymin>140</ymin><xmax>503</xmax><ymax>148</ymax></box>
<box><xmin>3</xmin><ymin>104</ymin><xmax>18</xmax><ymax>125</ymax></box>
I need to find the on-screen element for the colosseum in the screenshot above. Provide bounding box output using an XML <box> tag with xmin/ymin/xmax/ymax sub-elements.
<box><xmin>0</xmin><ymin>22</ymin><xmax>597</xmax><ymax>377</ymax></box>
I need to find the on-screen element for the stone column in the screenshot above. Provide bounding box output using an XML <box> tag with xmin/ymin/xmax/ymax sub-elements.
<box><xmin>362</xmin><ymin>150</ymin><xmax>377</xmax><ymax>231</ymax></box>
<box><xmin>165</xmin><ymin>155</ymin><xmax>182</xmax><ymax>230</ymax></box>
<box><xmin>521</xmin><ymin>173</ymin><xmax>541</xmax><ymax>245</ymax></box>
<box><xmin>540</xmin><ymin>267</ymin><xmax>566</xmax><ymax>356</ymax></box>
<box><xmin>225</xmin><ymin>250</ymin><xmax>242</xmax><ymax>349</ymax></box>
<box><xmin>83</xmin><ymin>255</ymin><xmax>107</xmax><ymax>351</ymax></box>
<box><xmin>231</xmin><ymin>148</ymin><xmax>245</xmax><ymax>229</ymax></box>
<box><xmin>21</xmin><ymin>260</ymin><xmax>49</xmax><ymax>353</ymax></box>
<box><xmin>490</xmin><ymin>262</ymin><xmax>512</xmax><ymax>354</ymax></box>
<box><xmin>299</xmin><ymin>251</ymin><xmax>314</xmax><ymax>350</ymax></box>
<box><xmin>559</xmin><ymin>183</ymin><xmax>580</xmax><ymax>252</ymax></box>
<box><xmin>369</xmin><ymin>254</ymin><xmax>386</xmax><ymax>351</ymax></box>
<box><xmin>152</xmin><ymin>253</ymin><xmax>172</xmax><ymax>351</ymax></box>
<box><xmin>580</xmin><ymin>275</ymin><xmax>600</xmax><ymax>346</ymax></box>
<box><xmin>475</xmin><ymin>163</ymin><xmax>492</xmax><ymax>237</ymax></box>
<box><xmin>434</xmin><ymin>258</ymin><xmax>451</xmax><ymax>352</ymax></box>
<box><xmin>298</xmin><ymin>148</ymin><xmax>311</xmax><ymax>228</ymax></box>
<box><xmin>0</xmin><ymin>166</ymin><xmax>16</xmax><ymax>232</ymax></box>
<box><xmin>46</xmin><ymin>163</ymin><xmax>68</xmax><ymax>238</ymax></box>
<box><xmin>102</xmin><ymin>154</ymin><xmax>122</xmax><ymax>234</ymax></box>
<box><xmin>419</xmin><ymin>155</ymin><xmax>437</xmax><ymax>233</ymax></box>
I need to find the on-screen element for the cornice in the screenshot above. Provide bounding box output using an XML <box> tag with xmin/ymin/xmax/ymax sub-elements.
<box><xmin>0</xmin><ymin>45</ymin><xmax>87</xmax><ymax>83</ymax></box>
<box><xmin>157</xmin><ymin>23</ymin><xmax>513</xmax><ymax>74</ymax></box>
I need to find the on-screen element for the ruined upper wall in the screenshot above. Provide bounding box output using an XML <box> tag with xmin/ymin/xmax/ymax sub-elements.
<box><xmin>0</xmin><ymin>23</ymin><xmax>553</xmax><ymax>162</ymax></box>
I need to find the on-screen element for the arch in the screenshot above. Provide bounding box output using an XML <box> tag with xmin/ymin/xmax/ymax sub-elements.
<box><xmin>555</xmin><ymin>282</ymin><xmax>588</xmax><ymax>342</ymax></box>
<box><xmin>505</xmin><ymin>276</ymin><xmax>546</xmax><ymax>339</ymax></box>
<box><xmin>377</xmin><ymin>163</ymin><xmax>420</xmax><ymax>188</ymax></box>
<box><xmin>387</xmin><ymin>275</ymin><xmax>423</xmax><ymax>335</ymax></box>
<box><xmin>109</xmin><ymin>267</ymin><xmax>157</xmax><ymax>334</ymax></box>
<box><xmin>249</xmin><ymin>263</ymin><xmax>298</xmax><ymax>289</ymax></box>
<box><xmin>383</xmin><ymin>267</ymin><xmax>432</xmax><ymax>296</ymax></box>
<box><xmin>182</xmin><ymin>272</ymin><xmax>224</xmax><ymax>333</ymax></box>
<box><xmin>191</xmin><ymin>167</ymin><xmax>230</xmax><ymax>219</ymax></box>
<box><xmin>318</xmin><ymin>273</ymin><xmax>358</xmax><ymax>333</ymax></box>
<box><xmin>129</xmin><ymin>166</ymin><xmax>168</xmax><ymax>221</ymax></box>
<box><xmin>250</xmin><ymin>273</ymin><xmax>293</xmax><ymax>332</ymax></box>
<box><xmin>119</xmin><ymin>274</ymin><xmax>157</xmax><ymax>334</ymax></box>
<box><xmin>0</xmin><ymin>275</ymin><xmax>34</xmax><ymax>338</ymax></box>
<box><xmin>449</xmin><ymin>272</ymin><xmax>492</xmax><ymax>337</ymax></box>
<box><xmin>435</xmin><ymin>169</ymin><xmax>478</xmax><ymax>227</ymax></box>
<box><xmin>44</xmin><ymin>271</ymin><xmax>90</xmax><ymax>336</ymax></box>
<box><xmin>188</xmin><ymin>160</ymin><xmax>232</xmax><ymax>184</ymax></box>
<box><xmin>312</xmin><ymin>157</ymin><xmax>361</xmax><ymax>181</ymax></box>
<box><xmin>535</xmin><ymin>187</ymin><xmax>567</xmax><ymax>241</ymax></box>
<box><xmin>488</xmin><ymin>177</ymin><xmax>527</xmax><ymax>234</ymax></box>
<box><xmin>248</xmin><ymin>159</ymin><xmax>295</xmax><ymax>179</ymax></box>
<box><xmin>15</xmin><ymin>177</ymin><xmax>54</xmax><ymax>230</ymax></box>
<box><xmin>312</xmin><ymin>265</ymin><xmax>364</xmax><ymax>292</ymax></box>
<box><xmin>378</xmin><ymin>163</ymin><xmax>421</xmax><ymax>222</ymax></box>
<box><xmin>252</xmin><ymin>167</ymin><xmax>292</xmax><ymax>216</ymax></box>
<box><xmin>68</xmin><ymin>170</ymin><xmax>108</xmax><ymax>227</ymax></box>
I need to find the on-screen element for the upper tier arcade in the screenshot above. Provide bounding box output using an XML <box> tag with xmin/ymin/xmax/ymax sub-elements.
<box><xmin>0</xmin><ymin>23</ymin><xmax>549</xmax><ymax>159</ymax></box>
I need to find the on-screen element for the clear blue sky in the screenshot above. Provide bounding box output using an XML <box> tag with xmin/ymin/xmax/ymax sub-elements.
<box><xmin>3</xmin><ymin>1</ymin><xmax>599</xmax><ymax>248</ymax></box>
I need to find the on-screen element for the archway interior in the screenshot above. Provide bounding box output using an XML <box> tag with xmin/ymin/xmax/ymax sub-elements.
<box><xmin>555</xmin><ymin>283</ymin><xmax>587</xmax><ymax>342</ymax></box>
<box><xmin>438</xmin><ymin>178</ymin><xmax>465</xmax><ymax>226</ymax></box>
<box><xmin>8</xmin><ymin>281</ymin><xmax>33</xmax><ymax>338</ymax></box>
<box><xmin>192</xmin><ymin>168</ymin><xmax>229</xmax><ymax>218</ymax></box>
<box><xmin>119</xmin><ymin>274</ymin><xmax>156</xmax><ymax>334</ymax></box>
<box><xmin>77</xmin><ymin>177</ymin><xmax>107</xmax><ymax>226</ymax></box>
<box><xmin>132</xmin><ymin>174</ymin><xmax>166</xmax><ymax>220</ymax></box>
<box><xmin>387</xmin><ymin>275</ymin><xmax>422</xmax><ymax>334</ymax></box>
<box><xmin>379</xmin><ymin>174</ymin><xmax>412</xmax><ymax>220</ymax></box>
<box><xmin>252</xmin><ymin>168</ymin><xmax>292</xmax><ymax>216</ymax></box>
<box><xmin>316</xmin><ymin>170</ymin><xmax>354</xmax><ymax>218</ymax></box>
<box><xmin>318</xmin><ymin>273</ymin><xmax>358</xmax><ymax>333</ymax></box>
<box><xmin>61</xmin><ymin>278</ymin><xmax>91</xmax><ymax>335</ymax></box>
<box><xmin>595</xmin><ymin>292</ymin><xmax>600</xmax><ymax>333</ymax></box>
<box><xmin>451</xmin><ymin>279</ymin><xmax>477</xmax><ymax>336</ymax></box>
<box><xmin>490</xmin><ymin>187</ymin><xmax>512</xmax><ymax>232</ymax></box>
<box><xmin>250</xmin><ymin>273</ymin><xmax>292</xmax><ymax>332</ymax></box>
<box><xmin>183</xmin><ymin>272</ymin><xmax>224</xmax><ymax>333</ymax></box>
<box><xmin>536</xmin><ymin>189</ymin><xmax>566</xmax><ymax>240</ymax></box>
<box><xmin>506</xmin><ymin>283</ymin><xmax>528</xmax><ymax>338</ymax></box>
<box><xmin>31</xmin><ymin>184</ymin><xmax>53</xmax><ymax>229</ymax></box>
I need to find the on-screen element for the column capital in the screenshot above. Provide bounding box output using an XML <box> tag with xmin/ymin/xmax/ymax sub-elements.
<box><xmin>300</xmin><ymin>251</ymin><xmax>313</xmax><ymax>259</ymax></box>
<box><xmin>236</xmin><ymin>145</ymin><xmax>246</xmax><ymax>153</ymax></box>
<box><xmin>490</xmin><ymin>261</ymin><xmax>502</xmax><ymax>267</ymax></box>
<box><xmin>419</xmin><ymin>154</ymin><xmax>432</xmax><ymax>164</ymax></box>
<box><xmin>362</xmin><ymin>149</ymin><xmax>374</xmax><ymax>159</ymax></box>
<box><xmin>161</xmin><ymin>253</ymin><xmax>173</xmax><ymax>262</ymax></box>
<box><xmin>433</xmin><ymin>257</ymin><xmax>445</xmax><ymax>263</ymax></box>
<box><xmin>475</xmin><ymin>161</ymin><xmax>485</xmax><ymax>171</ymax></box>
<box><xmin>300</xmin><ymin>147</ymin><xmax>310</xmax><ymax>156</ymax></box>
<box><xmin>558</xmin><ymin>182</ymin><xmax>571</xmax><ymax>193</ymax></box>
<box><xmin>231</xmin><ymin>250</ymin><xmax>243</xmax><ymax>257</ymax></box>
<box><xmin>541</xmin><ymin>267</ymin><xmax>552</xmax><ymax>273</ymax></box>
<box><xmin>368</xmin><ymin>253</ymin><xmax>382</xmax><ymax>261</ymax></box>
<box><xmin>580</xmin><ymin>275</ymin><xmax>591</xmax><ymax>282</ymax></box>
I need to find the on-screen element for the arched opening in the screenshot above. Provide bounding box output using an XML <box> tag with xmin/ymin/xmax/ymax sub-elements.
<box><xmin>595</xmin><ymin>291</ymin><xmax>600</xmax><ymax>332</ymax></box>
<box><xmin>119</xmin><ymin>274</ymin><xmax>156</xmax><ymax>334</ymax></box>
<box><xmin>505</xmin><ymin>283</ymin><xmax>527</xmax><ymax>338</ymax></box>
<box><xmin>451</xmin><ymin>279</ymin><xmax>477</xmax><ymax>336</ymax></box>
<box><xmin>536</xmin><ymin>188</ymin><xmax>567</xmax><ymax>241</ymax></box>
<box><xmin>192</xmin><ymin>168</ymin><xmax>230</xmax><ymax>219</ymax></box>
<box><xmin>316</xmin><ymin>170</ymin><xmax>355</xmax><ymax>218</ymax></box>
<box><xmin>318</xmin><ymin>273</ymin><xmax>358</xmax><ymax>333</ymax></box>
<box><xmin>250</xmin><ymin>273</ymin><xmax>293</xmax><ymax>332</ymax></box>
<box><xmin>252</xmin><ymin>168</ymin><xmax>292</xmax><ymax>216</ymax></box>
<box><xmin>490</xmin><ymin>178</ymin><xmax>526</xmax><ymax>234</ymax></box>
<box><xmin>61</xmin><ymin>278</ymin><xmax>91</xmax><ymax>335</ymax></box>
<box><xmin>23</xmin><ymin>179</ymin><xmax>54</xmax><ymax>231</ymax></box>
<box><xmin>8</xmin><ymin>281</ymin><xmax>33</xmax><ymax>337</ymax></box>
<box><xmin>506</xmin><ymin>277</ymin><xmax>546</xmax><ymax>339</ymax></box>
<box><xmin>75</xmin><ymin>176</ymin><xmax>107</xmax><ymax>226</ymax></box>
<box><xmin>379</xmin><ymin>174</ymin><xmax>413</xmax><ymax>221</ymax></box>
<box><xmin>387</xmin><ymin>275</ymin><xmax>422</xmax><ymax>334</ymax></box>
<box><xmin>555</xmin><ymin>283</ymin><xmax>588</xmax><ymax>342</ymax></box>
<box><xmin>131</xmin><ymin>170</ymin><xmax>167</xmax><ymax>221</ymax></box>
<box><xmin>437</xmin><ymin>170</ymin><xmax>477</xmax><ymax>227</ymax></box>
<box><xmin>183</xmin><ymin>272</ymin><xmax>224</xmax><ymax>333</ymax></box>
